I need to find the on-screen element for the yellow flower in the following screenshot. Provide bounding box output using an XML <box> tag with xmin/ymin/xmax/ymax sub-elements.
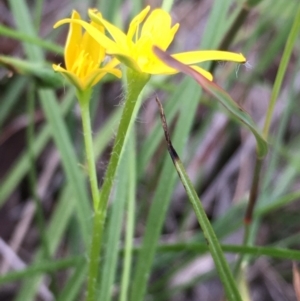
<box><xmin>52</xmin><ymin>10</ymin><xmax>121</xmax><ymax>91</ymax></box>
<box><xmin>54</xmin><ymin>7</ymin><xmax>246</xmax><ymax>81</ymax></box>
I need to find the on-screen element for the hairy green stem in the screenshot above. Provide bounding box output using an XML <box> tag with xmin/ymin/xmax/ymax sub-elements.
<box><xmin>86</xmin><ymin>209</ymin><xmax>104</xmax><ymax>301</ymax></box>
<box><xmin>210</xmin><ymin>3</ymin><xmax>250</xmax><ymax>73</ymax></box>
<box><xmin>77</xmin><ymin>88</ymin><xmax>102</xmax><ymax>301</ymax></box>
<box><xmin>97</xmin><ymin>69</ymin><xmax>149</xmax><ymax>214</ymax></box>
<box><xmin>85</xmin><ymin>69</ymin><xmax>149</xmax><ymax>301</ymax></box>
<box><xmin>78</xmin><ymin>89</ymin><xmax>100</xmax><ymax>210</ymax></box>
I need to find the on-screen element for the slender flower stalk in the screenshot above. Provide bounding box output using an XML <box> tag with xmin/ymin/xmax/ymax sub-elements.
<box><xmin>86</xmin><ymin>69</ymin><xmax>149</xmax><ymax>301</ymax></box>
<box><xmin>53</xmin><ymin>10</ymin><xmax>122</xmax><ymax>301</ymax></box>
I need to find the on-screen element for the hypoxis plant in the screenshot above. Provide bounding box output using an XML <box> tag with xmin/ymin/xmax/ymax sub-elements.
<box><xmin>53</xmin><ymin>6</ymin><xmax>248</xmax><ymax>301</ymax></box>
<box><xmin>52</xmin><ymin>10</ymin><xmax>122</xmax><ymax>301</ymax></box>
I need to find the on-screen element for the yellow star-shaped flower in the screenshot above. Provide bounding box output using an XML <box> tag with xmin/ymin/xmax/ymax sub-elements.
<box><xmin>52</xmin><ymin>10</ymin><xmax>121</xmax><ymax>91</ymax></box>
<box><xmin>54</xmin><ymin>7</ymin><xmax>246</xmax><ymax>81</ymax></box>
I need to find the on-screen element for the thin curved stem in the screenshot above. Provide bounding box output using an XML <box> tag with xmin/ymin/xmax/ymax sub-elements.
<box><xmin>155</xmin><ymin>97</ymin><xmax>242</xmax><ymax>301</ymax></box>
<box><xmin>235</xmin><ymin>3</ymin><xmax>300</xmax><ymax>279</ymax></box>
<box><xmin>97</xmin><ymin>69</ymin><xmax>149</xmax><ymax>214</ymax></box>
<box><xmin>262</xmin><ymin>4</ymin><xmax>300</xmax><ymax>138</ymax></box>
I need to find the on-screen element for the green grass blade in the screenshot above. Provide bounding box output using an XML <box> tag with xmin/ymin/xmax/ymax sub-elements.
<box><xmin>256</xmin><ymin>190</ymin><xmax>300</xmax><ymax>216</ymax></box>
<box><xmin>39</xmin><ymin>89</ymin><xmax>91</xmax><ymax>245</ymax></box>
<box><xmin>200</xmin><ymin>0</ymin><xmax>233</xmax><ymax>49</ymax></box>
<box><xmin>99</xmin><ymin>0</ymin><xmax>123</xmax><ymax>22</ymax></box>
<box><xmin>119</xmin><ymin>133</ymin><xmax>136</xmax><ymax>301</ymax></box>
<box><xmin>57</xmin><ymin>262</ymin><xmax>87</xmax><ymax>301</ymax></box>
<box><xmin>0</xmin><ymin>89</ymin><xmax>75</xmax><ymax>206</ymax></box>
<box><xmin>262</xmin><ymin>3</ymin><xmax>300</xmax><ymax>137</ymax></box>
<box><xmin>0</xmin><ymin>76</ymin><xmax>27</xmax><ymax>130</ymax></box>
<box><xmin>166</xmin><ymin>145</ymin><xmax>241</xmax><ymax>300</ymax></box>
<box><xmin>157</xmin><ymin>243</ymin><xmax>300</xmax><ymax>261</ymax></box>
<box><xmin>0</xmin><ymin>256</ymin><xmax>83</xmax><ymax>285</ymax></box>
<box><xmin>130</xmin><ymin>78</ymin><xmax>202</xmax><ymax>301</ymax></box>
<box><xmin>8</xmin><ymin>0</ymin><xmax>43</xmax><ymax>60</ymax></box>
<box><xmin>14</xmin><ymin>186</ymin><xmax>77</xmax><ymax>301</ymax></box>
<box><xmin>0</xmin><ymin>24</ymin><xmax>63</xmax><ymax>54</ymax></box>
<box><xmin>0</xmin><ymin>55</ymin><xmax>63</xmax><ymax>88</ymax></box>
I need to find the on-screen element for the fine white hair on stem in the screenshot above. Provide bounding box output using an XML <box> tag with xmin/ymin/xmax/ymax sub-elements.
<box><xmin>235</xmin><ymin>60</ymin><xmax>253</xmax><ymax>78</ymax></box>
<box><xmin>243</xmin><ymin>60</ymin><xmax>253</xmax><ymax>70</ymax></box>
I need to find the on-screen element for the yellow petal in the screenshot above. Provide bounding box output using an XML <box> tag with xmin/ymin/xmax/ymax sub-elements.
<box><xmin>144</xmin><ymin>50</ymin><xmax>212</xmax><ymax>80</ymax></box>
<box><xmin>65</xmin><ymin>10</ymin><xmax>82</xmax><ymax>71</ymax></box>
<box><xmin>140</xmin><ymin>59</ymin><xmax>179</xmax><ymax>74</ymax></box>
<box><xmin>82</xmin><ymin>21</ymin><xmax>105</xmax><ymax>64</ymax></box>
<box><xmin>172</xmin><ymin>51</ymin><xmax>246</xmax><ymax>64</ymax></box>
<box><xmin>168</xmin><ymin>23</ymin><xmax>180</xmax><ymax>47</ymax></box>
<box><xmin>54</xmin><ymin>18</ymin><xmax>121</xmax><ymax>54</ymax></box>
<box><xmin>101</xmin><ymin>67</ymin><xmax>122</xmax><ymax>78</ymax></box>
<box><xmin>84</xmin><ymin>67</ymin><xmax>122</xmax><ymax>88</ymax></box>
<box><xmin>127</xmin><ymin>6</ymin><xmax>151</xmax><ymax>40</ymax></box>
<box><xmin>52</xmin><ymin>64</ymin><xmax>84</xmax><ymax>90</ymax></box>
<box><xmin>190</xmin><ymin>65</ymin><xmax>213</xmax><ymax>81</ymax></box>
<box><xmin>141</xmin><ymin>9</ymin><xmax>179</xmax><ymax>50</ymax></box>
<box><xmin>89</xmin><ymin>9</ymin><xmax>129</xmax><ymax>52</ymax></box>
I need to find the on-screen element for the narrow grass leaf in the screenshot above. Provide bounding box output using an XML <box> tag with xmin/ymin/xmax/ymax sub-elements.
<box><xmin>0</xmin><ymin>89</ymin><xmax>75</xmax><ymax>206</ymax></box>
<box><xmin>0</xmin><ymin>76</ymin><xmax>27</xmax><ymax>129</ymax></box>
<box><xmin>0</xmin><ymin>24</ymin><xmax>63</xmax><ymax>54</ymax></box>
<box><xmin>8</xmin><ymin>0</ymin><xmax>43</xmax><ymax>61</ymax></box>
<box><xmin>0</xmin><ymin>55</ymin><xmax>63</xmax><ymax>88</ymax></box>
<box><xmin>137</xmin><ymin>78</ymin><xmax>191</xmax><ymax>177</ymax></box>
<box><xmin>14</xmin><ymin>187</ymin><xmax>76</xmax><ymax>301</ymax></box>
<box><xmin>157</xmin><ymin>244</ymin><xmax>300</xmax><ymax>261</ymax></box>
<box><xmin>57</xmin><ymin>262</ymin><xmax>87</xmax><ymax>301</ymax></box>
<box><xmin>0</xmin><ymin>256</ymin><xmax>83</xmax><ymax>285</ymax></box>
<box><xmin>119</xmin><ymin>133</ymin><xmax>136</xmax><ymax>301</ymax></box>
<box><xmin>155</xmin><ymin>97</ymin><xmax>242</xmax><ymax>301</ymax></box>
<box><xmin>262</xmin><ymin>3</ymin><xmax>300</xmax><ymax>138</ymax></box>
<box><xmin>39</xmin><ymin>89</ymin><xmax>91</xmax><ymax>245</ymax></box>
<box><xmin>130</xmin><ymin>79</ymin><xmax>202</xmax><ymax>301</ymax></box>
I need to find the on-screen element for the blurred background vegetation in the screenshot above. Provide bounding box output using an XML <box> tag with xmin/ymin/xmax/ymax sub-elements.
<box><xmin>0</xmin><ymin>0</ymin><xmax>300</xmax><ymax>300</ymax></box>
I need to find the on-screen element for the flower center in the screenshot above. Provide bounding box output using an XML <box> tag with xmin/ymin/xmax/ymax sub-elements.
<box><xmin>71</xmin><ymin>46</ymin><xmax>99</xmax><ymax>79</ymax></box>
